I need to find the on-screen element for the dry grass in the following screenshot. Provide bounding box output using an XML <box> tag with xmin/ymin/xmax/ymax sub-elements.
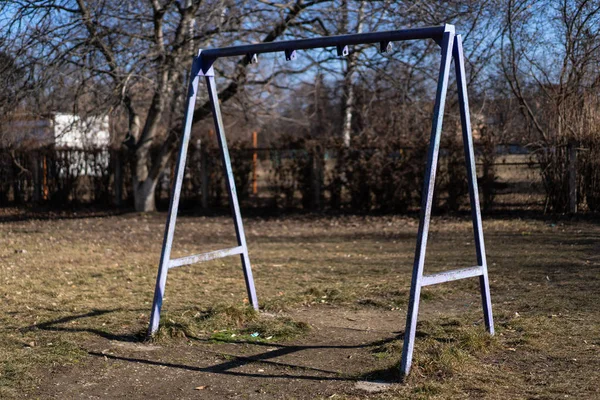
<box><xmin>1</xmin><ymin>210</ymin><xmax>599</xmax><ymax>398</ymax></box>
<box><xmin>153</xmin><ymin>304</ymin><xmax>310</xmax><ymax>343</ymax></box>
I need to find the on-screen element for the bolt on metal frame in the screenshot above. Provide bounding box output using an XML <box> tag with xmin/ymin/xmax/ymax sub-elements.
<box><xmin>147</xmin><ymin>24</ymin><xmax>494</xmax><ymax>378</ymax></box>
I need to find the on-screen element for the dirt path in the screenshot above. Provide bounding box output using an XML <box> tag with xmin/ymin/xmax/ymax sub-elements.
<box><xmin>36</xmin><ymin>307</ymin><xmax>405</xmax><ymax>399</ymax></box>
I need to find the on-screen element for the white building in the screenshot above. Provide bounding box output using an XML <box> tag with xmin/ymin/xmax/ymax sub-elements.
<box><xmin>2</xmin><ymin>112</ymin><xmax>110</xmax><ymax>149</ymax></box>
<box><xmin>1</xmin><ymin>113</ymin><xmax>112</xmax><ymax>178</ymax></box>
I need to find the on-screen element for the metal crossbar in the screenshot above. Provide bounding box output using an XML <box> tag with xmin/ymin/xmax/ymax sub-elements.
<box><xmin>169</xmin><ymin>246</ymin><xmax>244</xmax><ymax>269</ymax></box>
<box><xmin>421</xmin><ymin>266</ymin><xmax>484</xmax><ymax>287</ymax></box>
<box><xmin>147</xmin><ymin>24</ymin><xmax>494</xmax><ymax>380</ymax></box>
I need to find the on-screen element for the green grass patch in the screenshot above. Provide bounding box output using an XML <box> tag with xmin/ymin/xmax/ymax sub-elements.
<box><xmin>411</xmin><ymin>319</ymin><xmax>498</xmax><ymax>379</ymax></box>
<box><xmin>367</xmin><ymin>317</ymin><xmax>498</xmax><ymax>382</ymax></box>
<box><xmin>153</xmin><ymin>304</ymin><xmax>310</xmax><ymax>343</ymax></box>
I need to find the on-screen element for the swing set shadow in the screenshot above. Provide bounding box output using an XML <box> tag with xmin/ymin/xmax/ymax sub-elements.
<box><xmin>87</xmin><ymin>332</ymin><xmax>416</xmax><ymax>383</ymax></box>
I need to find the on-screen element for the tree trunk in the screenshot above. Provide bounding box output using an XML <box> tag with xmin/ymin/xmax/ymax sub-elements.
<box><xmin>134</xmin><ymin>178</ymin><xmax>158</xmax><ymax>212</ymax></box>
<box><xmin>341</xmin><ymin>1</ymin><xmax>364</xmax><ymax>147</ymax></box>
<box><xmin>342</xmin><ymin>66</ymin><xmax>356</xmax><ymax>147</ymax></box>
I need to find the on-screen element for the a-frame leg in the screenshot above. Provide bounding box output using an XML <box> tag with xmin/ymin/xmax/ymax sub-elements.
<box><xmin>148</xmin><ymin>53</ymin><xmax>203</xmax><ymax>336</ymax></box>
<box><xmin>148</xmin><ymin>53</ymin><xmax>259</xmax><ymax>337</ymax></box>
<box><xmin>204</xmin><ymin>74</ymin><xmax>259</xmax><ymax>310</ymax></box>
<box><xmin>453</xmin><ymin>34</ymin><xmax>494</xmax><ymax>334</ymax></box>
<box><xmin>400</xmin><ymin>30</ymin><xmax>455</xmax><ymax>377</ymax></box>
<box><xmin>400</xmin><ymin>32</ymin><xmax>495</xmax><ymax>377</ymax></box>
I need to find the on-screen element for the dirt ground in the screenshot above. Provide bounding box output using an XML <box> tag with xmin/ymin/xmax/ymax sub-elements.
<box><xmin>1</xmin><ymin>209</ymin><xmax>599</xmax><ymax>399</ymax></box>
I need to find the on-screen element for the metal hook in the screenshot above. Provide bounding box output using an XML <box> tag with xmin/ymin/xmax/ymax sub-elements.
<box><xmin>284</xmin><ymin>49</ymin><xmax>297</xmax><ymax>61</ymax></box>
<box><xmin>246</xmin><ymin>53</ymin><xmax>258</xmax><ymax>64</ymax></box>
<box><xmin>336</xmin><ymin>45</ymin><xmax>349</xmax><ymax>57</ymax></box>
<box><xmin>380</xmin><ymin>41</ymin><xmax>392</xmax><ymax>53</ymax></box>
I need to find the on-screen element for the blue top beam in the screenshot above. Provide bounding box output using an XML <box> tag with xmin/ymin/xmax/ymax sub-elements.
<box><xmin>200</xmin><ymin>24</ymin><xmax>454</xmax><ymax>60</ymax></box>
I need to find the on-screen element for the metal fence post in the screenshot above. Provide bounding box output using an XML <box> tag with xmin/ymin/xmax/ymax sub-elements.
<box><xmin>200</xmin><ymin>144</ymin><xmax>209</xmax><ymax>208</ymax></box>
<box><xmin>568</xmin><ymin>141</ymin><xmax>577</xmax><ymax>214</ymax></box>
<box><xmin>252</xmin><ymin>131</ymin><xmax>258</xmax><ymax>195</ymax></box>
<box><xmin>400</xmin><ymin>28</ymin><xmax>455</xmax><ymax>377</ymax></box>
<box><xmin>32</xmin><ymin>151</ymin><xmax>41</xmax><ymax>203</ymax></box>
<box><xmin>113</xmin><ymin>149</ymin><xmax>123</xmax><ymax>208</ymax></box>
<box><xmin>148</xmin><ymin>52</ymin><xmax>202</xmax><ymax>336</ymax></box>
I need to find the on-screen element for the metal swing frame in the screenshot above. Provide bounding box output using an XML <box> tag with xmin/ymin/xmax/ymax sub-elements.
<box><xmin>147</xmin><ymin>24</ymin><xmax>494</xmax><ymax>377</ymax></box>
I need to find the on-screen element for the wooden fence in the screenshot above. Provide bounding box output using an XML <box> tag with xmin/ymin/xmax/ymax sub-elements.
<box><xmin>0</xmin><ymin>145</ymin><xmax>548</xmax><ymax>212</ymax></box>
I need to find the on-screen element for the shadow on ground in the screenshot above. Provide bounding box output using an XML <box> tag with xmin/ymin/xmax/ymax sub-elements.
<box><xmin>25</xmin><ymin>307</ymin><xmax>409</xmax><ymax>384</ymax></box>
<box><xmin>22</xmin><ymin>309</ymin><xmax>145</xmax><ymax>342</ymax></box>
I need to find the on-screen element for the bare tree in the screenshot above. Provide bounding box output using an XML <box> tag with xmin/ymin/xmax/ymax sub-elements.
<box><xmin>501</xmin><ymin>0</ymin><xmax>600</xmax><ymax>211</ymax></box>
<box><xmin>2</xmin><ymin>0</ymin><xmax>521</xmax><ymax>212</ymax></box>
<box><xmin>2</xmin><ymin>0</ymin><xmax>336</xmax><ymax>211</ymax></box>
